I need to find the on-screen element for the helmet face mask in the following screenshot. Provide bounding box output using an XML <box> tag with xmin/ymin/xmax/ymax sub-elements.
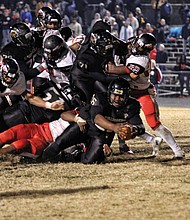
<box><xmin>108</xmin><ymin>78</ymin><xmax>130</xmax><ymax>107</ymax></box>
<box><xmin>37</xmin><ymin>7</ymin><xmax>52</xmax><ymax>30</ymax></box>
<box><xmin>38</xmin><ymin>8</ymin><xmax>61</xmax><ymax>30</ymax></box>
<box><xmin>10</xmin><ymin>23</ymin><xmax>34</xmax><ymax>47</ymax></box>
<box><xmin>43</xmin><ymin>35</ymin><xmax>68</xmax><ymax>64</ymax></box>
<box><xmin>90</xmin><ymin>31</ymin><xmax>113</xmax><ymax>57</ymax></box>
<box><xmin>47</xmin><ymin>10</ymin><xmax>61</xmax><ymax>29</ymax></box>
<box><xmin>131</xmin><ymin>33</ymin><xmax>156</xmax><ymax>55</ymax></box>
<box><xmin>1</xmin><ymin>58</ymin><xmax>19</xmax><ymax>86</ymax></box>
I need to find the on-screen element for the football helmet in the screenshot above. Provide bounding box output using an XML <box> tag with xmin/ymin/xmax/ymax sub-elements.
<box><xmin>43</xmin><ymin>35</ymin><xmax>68</xmax><ymax>63</ymax></box>
<box><xmin>90</xmin><ymin>30</ymin><xmax>114</xmax><ymax>57</ymax></box>
<box><xmin>108</xmin><ymin>78</ymin><xmax>130</xmax><ymax>107</ymax></box>
<box><xmin>37</xmin><ymin>8</ymin><xmax>61</xmax><ymax>30</ymax></box>
<box><xmin>47</xmin><ymin>9</ymin><xmax>62</xmax><ymax>29</ymax></box>
<box><xmin>131</xmin><ymin>33</ymin><xmax>156</xmax><ymax>55</ymax></box>
<box><xmin>10</xmin><ymin>22</ymin><xmax>34</xmax><ymax>47</ymax></box>
<box><xmin>37</xmin><ymin>6</ymin><xmax>52</xmax><ymax>29</ymax></box>
<box><xmin>1</xmin><ymin>58</ymin><xmax>19</xmax><ymax>86</ymax></box>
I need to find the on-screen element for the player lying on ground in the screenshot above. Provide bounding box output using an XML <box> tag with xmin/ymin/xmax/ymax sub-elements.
<box><xmin>42</xmin><ymin>78</ymin><xmax>145</xmax><ymax>164</ymax></box>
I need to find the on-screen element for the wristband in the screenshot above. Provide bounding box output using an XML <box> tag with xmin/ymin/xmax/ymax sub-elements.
<box><xmin>74</xmin><ymin>115</ymin><xmax>86</xmax><ymax>123</ymax></box>
<box><xmin>36</xmin><ymin>62</ymin><xmax>48</xmax><ymax>72</ymax></box>
<box><xmin>45</xmin><ymin>102</ymin><xmax>52</xmax><ymax>109</ymax></box>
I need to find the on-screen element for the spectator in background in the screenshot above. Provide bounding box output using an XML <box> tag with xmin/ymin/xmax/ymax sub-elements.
<box><xmin>150</xmin><ymin>59</ymin><xmax>163</xmax><ymax>94</ymax></box>
<box><xmin>119</xmin><ymin>20</ymin><xmax>133</xmax><ymax>41</ymax></box>
<box><xmin>56</xmin><ymin>0</ymin><xmax>68</xmax><ymax>17</ymax></box>
<box><xmin>0</xmin><ymin>5</ymin><xmax>4</xmax><ymax>48</ymax></box>
<box><xmin>158</xmin><ymin>18</ymin><xmax>170</xmax><ymax>41</ymax></box>
<box><xmin>160</xmin><ymin>0</ymin><xmax>173</xmax><ymax>25</ymax></box>
<box><xmin>15</xmin><ymin>1</ymin><xmax>25</xmax><ymax>14</ymax></box>
<box><xmin>36</xmin><ymin>1</ymin><xmax>53</xmax><ymax>15</ymax></box>
<box><xmin>135</xmin><ymin>7</ymin><xmax>147</xmax><ymax>34</ymax></box>
<box><xmin>156</xmin><ymin>43</ymin><xmax>168</xmax><ymax>72</ymax></box>
<box><xmin>30</xmin><ymin>0</ymin><xmax>38</xmax><ymax>26</ymax></box>
<box><xmin>90</xmin><ymin>13</ymin><xmax>101</xmax><ymax>30</ymax></box>
<box><xmin>75</xmin><ymin>0</ymin><xmax>88</xmax><ymax>34</ymax></box>
<box><xmin>103</xmin><ymin>10</ymin><xmax>112</xmax><ymax>23</ymax></box>
<box><xmin>151</xmin><ymin>0</ymin><xmax>164</xmax><ymax>26</ymax></box>
<box><xmin>110</xmin><ymin>17</ymin><xmax>119</xmax><ymax>37</ymax></box>
<box><xmin>178</xmin><ymin>2</ymin><xmax>190</xmax><ymax>25</ymax></box>
<box><xmin>107</xmin><ymin>0</ymin><xmax>124</xmax><ymax>15</ymax></box>
<box><xmin>112</xmin><ymin>4</ymin><xmax>125</xmax><ymax>33</ymax></box>
<box><xmin>69</xmin><ymin>17</ymin><xmax>82</xmax><ymax>37</ymax></box>
<box><xmin>1</xmin><ymin>8</ymin><xmax>12</xmax><ymax>48</ymax></box>
<box><xmin>126</xmin><ymin>12</ymin><xmax>139</xmax><ymax>36</ymax></box>
<box><xmin>144</xmin><ymin>23</ymin><xmax>158</xmax><ymax>38</ymax></box>
<box><xmin>11</xmin><ymin>11</ymin><xmax>21</xmax><ymax>25</ymax></box>
<box><xmin>126</xmin><ymin>0</ymin><xmax>142</xmax><ymax>15</ymax></box>
<box><xmin>65</xmin><ymin>0</ymin><xmax>76</xmax><ymax>20</ymax></box>
<box><xmin>144</xmin><ymin>22</ymin><xmax>164</xmax><ymax>46</ymax></box>
<box><xmin>56</xmin><ymin>3</ymin><xmax>70</xmax><ymax>27</ymax></box>
<box><xmin>21</xmin><ymin>5</ymin><xmax>33</xmax><ymax>24</ymax></box>
<box><xmin>174</xmin><ymin>54</ymin><xmax>190</xmax><ymax>98</ymax></box>
<box><xmin>73</xmin><ymin>10</ymin><xmax>83</xmax><ymax>26</ymax></box>
<box><xmin>181</xmin><ymin>17</ymin><xmax>190</xmax><ymax>55</ymax></box>
<box><xmin>156</xmin><ymin>24</ymin><xmax>166</xmax><ymax>45</ymax></box>
<box><xmin>96</xmin><ymin>2</ymin><xmax>107</xmax><ymax>19</ymax></box>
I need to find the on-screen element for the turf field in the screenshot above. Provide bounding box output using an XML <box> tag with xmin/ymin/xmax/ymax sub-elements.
<box><xmin>0</xmin><ymin>105</ymin><xmax>190</xmax><ymax>220</ymax></box>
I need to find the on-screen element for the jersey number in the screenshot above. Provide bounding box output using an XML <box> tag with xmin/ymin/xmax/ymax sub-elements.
<box><xmin>127</xmin><ymin>64</ymin><xmax>140</xmax><ymax>75</ymax></box>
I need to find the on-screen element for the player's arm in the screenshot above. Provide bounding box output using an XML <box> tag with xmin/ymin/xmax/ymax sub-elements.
<box><xmin>60</xmin><ymin>110</ymin><xmax>87</xmax><ymax>132</ymax></box>
<box><xmin>22</xmin><ymin>90</ymin><xmax>64</xmax><ymax>110</ymax></box>
<box><xmin>60</xmin><ymin>110</ymin><xmax>77</xmax><ymax>122</ymax></box>
<box><xmin>105</xmin><ymin>62</ymin><xmax>139</xmax><ymax>80</ymax></box>
<box><xmin>94</xmin><ymin>114</ymin><xmax>122</xmax><ymax>133</ymax></box>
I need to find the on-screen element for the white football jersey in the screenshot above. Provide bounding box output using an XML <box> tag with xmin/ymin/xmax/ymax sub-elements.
<box><xmin>49</xmin><ymin>118</ymin><xmax>70</xmax><ymax>141</ymax></box>
<box><xmin>126</xmin><ymin>54</ymin><xmax>151</xmax><ymax>90</ymax></box>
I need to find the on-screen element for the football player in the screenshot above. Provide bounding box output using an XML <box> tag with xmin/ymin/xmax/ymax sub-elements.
<box><xmin>41</xmin><ymin>78</ymin><xmax>145</xmax><ymax>164</ymax></box>
<box><xmin>106</xmin><ymin>33</ymin><xmax>185</xmax><ymax>159</ymax></box>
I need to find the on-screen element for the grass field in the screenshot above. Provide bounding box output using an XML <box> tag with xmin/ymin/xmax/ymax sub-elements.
<box><xmin>0</xmin><ymin>107</ymin><xmax>190</xmax><ymax>220</ymax></box>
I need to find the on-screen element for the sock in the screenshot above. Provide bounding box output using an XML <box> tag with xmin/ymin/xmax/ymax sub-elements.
<box><xmin>155</xmin><ymin>124</ymin><xmax>182</xmax><ymax>154</ymax></box>
<box><xmin>139</xmin><ymin>132</ymin><xmax>155</xmax><ymax>143</ymax></box>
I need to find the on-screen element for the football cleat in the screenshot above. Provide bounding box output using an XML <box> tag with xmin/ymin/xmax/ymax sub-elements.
<box><xmin>152</xmin><ymin>136</ymin><xmax>162</xmax><ymax>156</ymax></box>
<box><xmin>173</xmin><ymin>150</ymin><xmax>185</xmax><ymax>160</ymax></box>
<box><xmin>119</xmin><ymin>144</ymin><xmax>134</xmax><ymax>154</ymax></box>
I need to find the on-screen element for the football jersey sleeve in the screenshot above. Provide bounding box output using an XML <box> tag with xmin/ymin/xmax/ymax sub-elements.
<box><xmin>126</xmin><ymin>55</ymin><xmax>149</xmax><ymax>75</ymax></box>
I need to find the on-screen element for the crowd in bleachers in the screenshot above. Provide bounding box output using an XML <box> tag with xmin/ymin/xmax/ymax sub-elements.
<box><xmin>0</xmin><ymin>1</ymin><xmax>189</xmax><ymax>47</ymax></box>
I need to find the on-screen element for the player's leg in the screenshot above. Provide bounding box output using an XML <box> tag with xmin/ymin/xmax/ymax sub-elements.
<box><xmin>138</xmin><ymin>95</ymin><xmax>184</xmax><ymax>158</ymax></box>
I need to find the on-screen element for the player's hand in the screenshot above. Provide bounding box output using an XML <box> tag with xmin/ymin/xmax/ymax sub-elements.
<box><xmin>129</xmin><ymin>72</ymin><xmax>138</xmax><ymax>79</ymax></box>
<box><xmin>74</xmin><ymin>115</ymin><xmax>87</xmax><ymax>132</ymax></box>
<box><xmin>103</xmin><ymin>144</ymin><xmax>112</xmax><ymax>157</ymax></box>
<box><xmin>50</xmin><ymin>101</ymin><xmax>64</xmax><ymax>110</ymax></box>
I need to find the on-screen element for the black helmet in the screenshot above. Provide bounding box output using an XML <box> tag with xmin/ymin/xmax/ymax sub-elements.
<box><xmin>108</xmin><ymin>78</ymin><xmax>130</xmax><ymax>107</ymax></box>
<box><xmin>90</xmin><ymin>30</ymin><xmax>114</xmax><ymax>57</ymax></box>
<box><xmin>10</xmin><ymin>22</ymin><xmax>34</xmax><ymax>47</ymax></box>
<box><xmin>47</xmin><ymin>9</ymin><xmax>62</xmax><ymax>29</ymax></box>
<box><xmin>131</xmin><ymin>33</ymin><xmax>156</xmax><ymax>55</ymax></box>
<box><xmin>43</xmin><ymin>35</ymin><xmax>68</xmax><ymax>63</ymax></box>
<box><xmin>37</xmin><ymin>6</ymin><xmax>52</xmax><ymax>29</ymax></box>
<box><xmin>1</xmin><ymin>58</ymin><xmax>19</xmax><ymax>86</ymax></box>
